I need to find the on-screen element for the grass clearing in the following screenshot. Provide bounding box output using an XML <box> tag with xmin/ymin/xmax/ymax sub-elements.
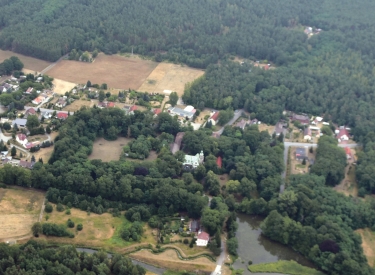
<box><xmin>131</xmin><ymin>249</ymin><xmax>216</xmax><ymax>273</ymax></box>
<box><xmin>194</xmin><ymin>108</ymin><xmax>212</xmax><ymax>124</ymax></box>
<box><xmin>53</xmin><ymin>78</ymin><xmax>77</xmax><ymax>95</ymax></box>
<box><xmin>248</xmin><ymin>260</ymin><xmax>325</xmax><ymax>275</ymax></box>
<box><xmin>138</xmin><ymin>63</ymin><xmax>204</xmax><ymax>97</ymax></box>
<box><xmin>258</xmin><ymin>124</ymin><xmax>275</xmax><ymax>135</ymax></box>
<box><xmin>334</xmin><ymin>164</ymin><xmax>358</xmax><ymax>197</ymax></box>
<box><xmin>48</xmin><ymin>53</ymin><xmax>157</xmax><ymax>90</ymax></box>
<box><xmin>63</xmin><ymin>99</ymin><xmax>95</xmax><ymax>112</ymax></box>
<box><xmin>89</xmin><ymin>137</ymin><xmax>133</xmax><ymax>162</ymax></box>
<box><xmin>0</xmin><ymin>50</ymin><xmax>52</xmax><ymax>71</ymax></box>
<box><xmin>356</xmin><ymin>228</ymin><xmax>375</xmax><ymax>267</ymax></box>
<box><xmin>0</xmin><ymin>187</ymin><xmax>45</xmax><ymax>240</ymax></box>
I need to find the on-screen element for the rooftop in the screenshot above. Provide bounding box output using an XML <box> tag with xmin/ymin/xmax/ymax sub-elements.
<box><xmin>197</xmin><ymin>231</ymin><xmax>210</xmax><ymax>241</ymax></box>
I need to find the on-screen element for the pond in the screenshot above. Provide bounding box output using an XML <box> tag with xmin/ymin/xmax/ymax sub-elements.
<box><xmin>232</xmin><ymin>213</ymin><xmax>316</xmax><ymax>275</ymax></box>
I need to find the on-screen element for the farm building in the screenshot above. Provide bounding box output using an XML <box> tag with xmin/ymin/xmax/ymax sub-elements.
<box><xmin>292</xmin><ymin>114</ymin><xmax>309</xmax><ymax>125</ymax></box>
<box><xmin>167</xmin><ymin>106</ymin><xmax>196</xmax><ymax>120</ymax></box>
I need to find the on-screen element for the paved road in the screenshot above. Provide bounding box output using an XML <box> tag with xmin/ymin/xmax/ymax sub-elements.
<box><xmin>280</xmin><ymin>141</ymin><xmax>360</xmax><ymax>192</ymax></box>
<box><xmin>40</xmin><ymin>54</ymin><xmax>68</xmax><ymax>75</ymax></box>
<box><xmin>213</xmin><ymin>109</ymin><xmax>243</xmax><ymax>136</ymax></box>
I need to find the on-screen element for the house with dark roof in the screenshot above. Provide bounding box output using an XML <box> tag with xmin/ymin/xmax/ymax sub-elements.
<box><xmin>304</xmin><ymin>127</ymin><xmax>312</xmax><ymax>141</ymax></box>
<box><xmin>292</xmin><ymin>114</ymin><xmax>309</xmax><ymax>125</ymax></box>
<box><xmin>295</xmin><ymin>147</ymin><xmax>307</xmax><ymax>161</ymax></box>
<box><xmin>189</xmin><ymin>220</ymin><xmax>201</xmax><ymax>232</ymax></box>
<box><xmin>274</xmin><ymin>121</ymin><xmax>287</xmax><ymax>136</ymax></box>
<box><xmin>19</xmin><ymin>160</ymin><xmax>35</xmax><ymax>169</ymax></box>
<box><xmin>12</xmin><ymin>118</ymin><xmax>27</xmax><ymax>128</ymax></box>
<box><xmin>55</xmin><ymin>97</ymin><xmax>67</xmax><ymax>108</ymax></box>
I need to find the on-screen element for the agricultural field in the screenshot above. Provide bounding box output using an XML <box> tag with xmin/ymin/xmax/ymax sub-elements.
<box><xmin>0</xmin><ymin>50</ymin><xmax>52</xmax><ymax>72</ymax></box>
<box><xmin>0</xmin><ymin>187</ymin><xmax>45</xmax><ymax>241</ymax></box>
<box><xmin>89</xmin><ymin>137</ymin><xmax>133</xmax><ymax>162</ymax></box>
<box><xmin>138</xmin><ymin>63</ymin><xmax>205</xmax><ymax>96</ymax></box>
<box><xmin>47</xmin><ymin>54</ymin><xmax>157</xmax><ymax>90</ymax></box>
<box><xmin>131</xmin><ymin>249</ymin><xmax>216</xmax><ymax>273</ymax></box>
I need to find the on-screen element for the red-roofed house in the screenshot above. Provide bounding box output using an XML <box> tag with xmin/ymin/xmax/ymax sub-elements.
<box><xmin>337</xmin><ymin>128</ymin><xmax>349</xmax><ymax>142</ymax></box>
<box><xmin>209</xmin><ymin>112</ymin><xmax>220</xmax><ymax>126</ymax></box>
<box><xmin>153</xmin><ymin>109</ymin><xmax>162</xmax><ymax>117</ymax></box>
<box><xmin>196</xmin><ymin>231</ymin><xmax>210</xmax><ymax>246</ymax></box>
<box><xmin>24</xmin><ymin>108</ymin><xmax>37</xmax><ymax>118</ymax></box>
<box><xmin>345</xmin><ymin>147</ymin><xmax>352</xmax><ymax>160</ymax></box>
<box><xmin>98</xmin><ymin>101</ymin><xmax>115</xmax><ymax>108</ymax></box>
<box><xmin>16</xmin><ymin>134</ymin><xmax>28</xmax><ymax>146</ymax></box>
<box><xmin>216</xmin><ymin>156</ymin><xmax>222</xmax><ymax>168</ymax></box>
<box><xmin>130</xmin><ymin>105</ymin><xmax>137</xmax><ymax>112</ymax></box>
<box><xmin>24</xmin><ymin>87</ymin><xmax>33</xmax><ymax>94</ymax></box>
<box><xmin>57</xmin><ymin>112</ymin><xmax>68</xmax><ymax>120</ymax></box>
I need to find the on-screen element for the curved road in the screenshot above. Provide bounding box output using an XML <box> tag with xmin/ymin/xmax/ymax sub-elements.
<box><xmin>280</xmin><ymin>141</ymin><xmax>360</xmax><ymax>192</ymax></box>
<box><xmin>213</xmin><ymin>109</ymin><xmax>243</xmax><ymax>136</ymax></box>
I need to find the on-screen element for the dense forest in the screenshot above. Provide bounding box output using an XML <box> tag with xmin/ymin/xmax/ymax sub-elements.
<box><xmin>0</xmin><ymin>240</ymin><xmax>146</xmax><ymax>274</ymax></box>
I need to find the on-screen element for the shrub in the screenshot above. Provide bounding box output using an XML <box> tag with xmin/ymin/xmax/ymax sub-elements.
<box><xmin>67</xmin><ymin>219</ymin><xmax>75</xmax><ymax>228</ymax></box>
<box><xmin>183</xmin><ymin>238</ymin><xmax>189</xmax><ymax>244</ymax></box>
<box><xmin>45</xmin><ymin>203</ymin><xmax>53</xmax><ymax>213</ymax></box>
<box><xmin>65</xmin><ymin>209</ymin><xmax>71</xmax><ymax>215</ymax></box>
<box><xmin>77</xmin><ymin>223</ymin><xmax>83</xmax><ymax>231</ymax></box>
<box><xmin>56</xmin><ymin>203</ymin><xmax>64</xmax><ymax>212</ymax></box>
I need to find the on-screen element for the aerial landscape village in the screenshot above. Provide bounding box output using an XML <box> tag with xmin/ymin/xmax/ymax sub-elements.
<box><xmin>1</xmin><ymin>1</ymin><xmax>375</xmax><ymax>275</ymax></box>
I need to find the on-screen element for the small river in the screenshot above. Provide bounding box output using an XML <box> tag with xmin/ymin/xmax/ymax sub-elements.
<box><xmin>232</xmin><ymin>214</ymin><xmax>316</xmax><ymax>275</ymax></box>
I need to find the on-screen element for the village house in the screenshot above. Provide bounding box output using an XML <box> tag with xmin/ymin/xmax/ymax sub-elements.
<box><xmin>123</xmin><ymin>105</ymin><xmax>137</xmax><ymax>115</ymax></box>
<box><xmin>19</xmin><ymin>160</ymin><xmax>35</xmax><ymax>169</ymax></box>
<box><xmin>345</xmin><ymin>147</ymin><xmax>352</xmax><ymax>160</ymax></box>
<box><xmin>209</xmin><ymin>112</ymin><xmax>220</xmax><ymax>126</ymax></box>
<box><xmin>292</xmin><ymin>114</ymin><xmax>310</xmax><ymax>125</ymax></box>
<box><xmin>216</xmin><ymin>156</ymin><xmax>222</xmax><ymax>168</ymax></box>
<box><xmin>274</xmin><ymin>121</ymin><xmax>287</xmax><ymax>136</ymax></box>
<box><xmin>304</xmin><ymin>127</ymin><xmax>312</xmax><ymax>141</ymax></box>
<box><xmin>153</xmin><ymin>108</ymin><xmax>162</xmax><ymax>117</ymax></box>
<box><xmin>337</xmin><ymin>127</ymin><xmax>349</xmax><ymax>142</ymax></box>
<box><xmin>24</xmin><ymin>108</ymin><xmax>37</xmax><ymax>118</ymax></box>
<box><xmin>16</xmin><ymin>134</ymin><xmax>28</xmax><ymax>146</ymax></box>
<box><xmin>182</xmin><ymin>150</ymin><xmax>204</xmax><ymax>170</ymax></box>
<box><xmin>98</xmin><ymin>101</ymin><xmax>115</xmax><ymax>108</ymax></box>
<box><xmin>57</xmin><ymin>112</ymin><xmax>68</xmax><ymax>120</ymax></box>
<box><xmin>167</xmin><ymin>105</ymin><xmax>196</xmax><ymax>120</ymax></box>
<box><xmin>24</xmin><ymin>87</ymin><xmax>33</xmax><ymax>95</ymax></box>
<box><xmin>32</xmin><ymin>93</ymin><xmax>48</xmax><ymax>105</ymax></box>
<box><xmin>196</xmin><ymin>231</ymin><xmax>210</xmax><ymax>247</ymax></box>
<box><xmin>41</xmin><ymin>111</ymin><xmax>53</xmax><ymax>120</ymax></box>
<box><xmin>295</xmin><ymin>147</ymin><xmax>307</xmax><ymax>161</ymax></box>
<box><xmin>189</xmin><ymin>220</ymin><xmax>201</xmax><ymax>233</ymax></box>
<box><xmin>235</xmin><ymin>119</ymin><xmax>250</xmax><ymax>130</ymax></box>
<box><xmin>12</xmin><ymin>118</ymin><xmax>27</xmax><ymax>128</ymax></box>
<box><xmin>55</xmin><ymin>97</ymin><xmax>67</xmax><ymax>108</ymax></box>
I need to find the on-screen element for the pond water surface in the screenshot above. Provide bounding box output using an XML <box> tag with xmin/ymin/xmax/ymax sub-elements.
<box><xmin>232</xmin><ymin>213</ymin><xmax>316</xmax><ymax>275</ymax></box>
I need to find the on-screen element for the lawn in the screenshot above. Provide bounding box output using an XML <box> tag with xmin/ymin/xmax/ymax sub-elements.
<box><xmin>248</xmin><ymin>260</ymin><xmax>325</xmax><ymax>275</ymax></box>
<box><xmin>89</xmin><ymin>137</ymin><xmax>133</xmax><ymax>162</ymax></box>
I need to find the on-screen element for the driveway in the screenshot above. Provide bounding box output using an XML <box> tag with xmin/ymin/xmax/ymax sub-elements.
<box><xmin>213</xmin><ymin>109</ymin><xmax>243</xmax><ymax>136</ymax></box>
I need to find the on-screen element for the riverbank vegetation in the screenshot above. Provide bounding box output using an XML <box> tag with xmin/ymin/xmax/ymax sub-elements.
<box><xmin>248</xmin><ymin>260</ymin><xmax>325</xmax><ymax>275</ymax></box>
<box><xmin>0</xmin><ymin>240</ymin><xmax>146</xmax><ymax>274</ymax></box>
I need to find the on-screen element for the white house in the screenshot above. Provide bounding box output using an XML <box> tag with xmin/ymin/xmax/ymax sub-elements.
<box><xmin>196</xmin><ymin>231</ymin><xmax>209</xmax><ymax>247</ymax></box>
<box><xmin>16</xmin><ymin>134</ymin><xmax>28</xmax><ymax>146</ymax></box>
<box><xmin>182</xmin><ymin>150</ymin><xmax>204</xmax><ymax>170</ymax></box>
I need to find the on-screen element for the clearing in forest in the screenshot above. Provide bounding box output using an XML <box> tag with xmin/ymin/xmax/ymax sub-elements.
<box><xmin>138</xmin><ymin>63</ymin><xmax>205</xmax><ymax>97</ymax></box>
<box><xmin>28</xmin><ymin>132</ymin><xmax>59</xmax><ymax>163</ymax></box>
<box><xmin>356</xmin><ymin>228</ymin><xmax>375</xmax><ymax>267</ymax></box>
<box><xmin>131</xmin><ymin>249</ymin><xmax>216</xmax><ymax>273</ymax></box>
<box><xmin>0</xmin><ymin>187</ymin><xmax>45</xmax><ymax>240</ymax></box>
<box><xmin>0</xmin><ymin>50</ymin><xmax>52</xmax><ymax>72</ymax></box>
<box><xmin>47</xmin><ymin>54</ymin><xmax>157</xmax><ymax>90</ymax></box>
<box><xmin>89</xmin><ymin>137</ymin><xmax>133</xmax><ymax>162</ymax></box>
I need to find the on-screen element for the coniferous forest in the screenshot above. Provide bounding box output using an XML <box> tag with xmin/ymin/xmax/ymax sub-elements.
<box><xmin>2</xmin><ymin>1</ymin><xmax>375</xmax><ymax>275</ymax></box>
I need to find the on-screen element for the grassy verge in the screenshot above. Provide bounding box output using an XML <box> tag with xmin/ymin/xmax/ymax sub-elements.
<box><xmin>248</xmin><ymin>260</ymin><xmax>325</xmax><ymax>275</ymax></box>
